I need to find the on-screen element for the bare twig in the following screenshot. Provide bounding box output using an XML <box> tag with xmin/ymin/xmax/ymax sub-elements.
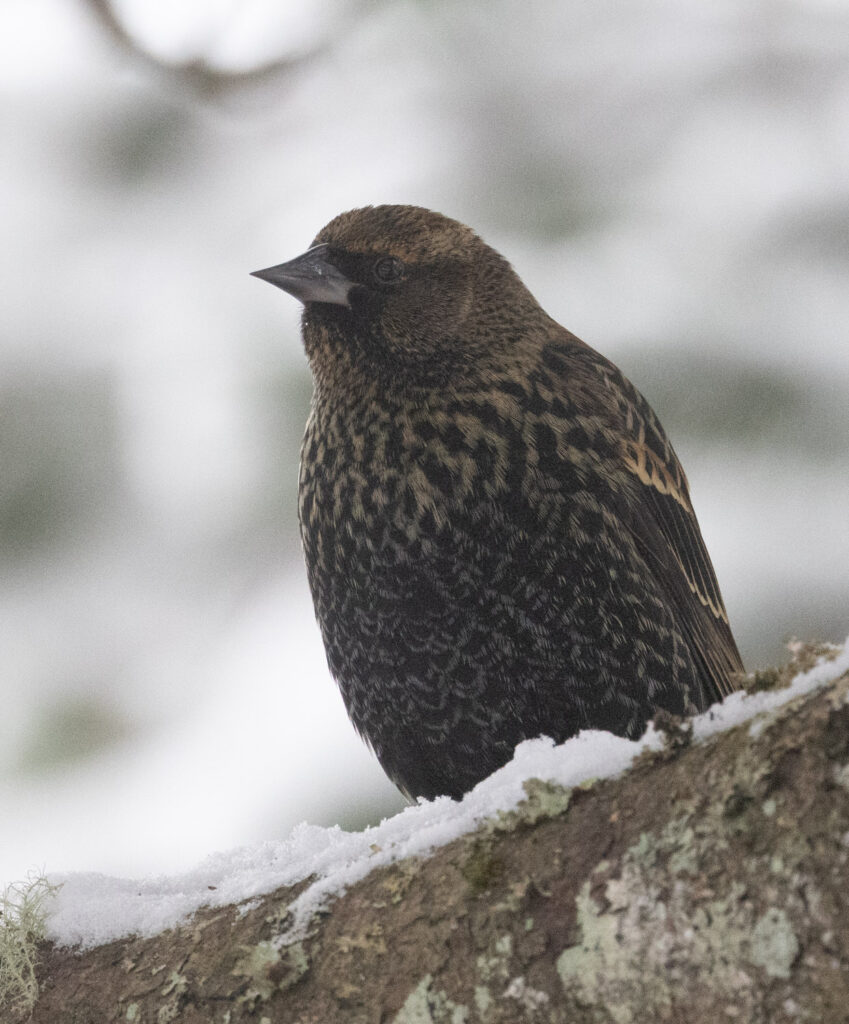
<box><xmin>77</xmin><ymin>0</ymin><xmax>368</xmax><ymax>99</ymax></box>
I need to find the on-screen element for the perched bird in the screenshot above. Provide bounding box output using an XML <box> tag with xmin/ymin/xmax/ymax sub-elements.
<box><xmin>252</xmin><ymin>205</ymin><xmax>744</xmax><ymax>801</ymax></box>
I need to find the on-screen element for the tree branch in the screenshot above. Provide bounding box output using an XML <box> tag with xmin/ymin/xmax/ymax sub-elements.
<box><xmin>11</xmin><ymin>643</ymin><xmax>849</xmax><ymax>1023</ymax></box>
<box><xmin>78</xmin><ymin>0</ymin><xmax>373</xmax><ymax>99</ymax></box>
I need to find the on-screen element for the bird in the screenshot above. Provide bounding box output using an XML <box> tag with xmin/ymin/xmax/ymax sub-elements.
<box><xmin>252</xmin><ymin>205</ymin><xmax>744</xmax><ymax>801</ymax></box>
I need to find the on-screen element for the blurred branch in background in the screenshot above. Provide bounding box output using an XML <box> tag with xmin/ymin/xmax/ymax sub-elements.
<box><xmin>78</xmin><ymin>0</ymin><xmax>381</xmax><ymax>99</ymax></box>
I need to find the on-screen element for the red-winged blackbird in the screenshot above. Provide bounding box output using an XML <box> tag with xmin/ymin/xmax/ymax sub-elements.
<box><xmin>252</xmin><ymin>205</ymin><xmax>744</xmax><ymax>801</ymax></box>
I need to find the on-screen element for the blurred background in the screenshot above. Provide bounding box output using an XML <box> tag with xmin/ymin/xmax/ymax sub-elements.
<box><xmin>2</xmin><ymin>0</ymin><xmax>848</xmax><ymax>884</ymax></box>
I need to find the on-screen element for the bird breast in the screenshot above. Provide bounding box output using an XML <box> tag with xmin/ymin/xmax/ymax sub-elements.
<box><xmin>299</xmin><ymin>389</ymin><xmax>524</xmax><ymax>548</ymax></box>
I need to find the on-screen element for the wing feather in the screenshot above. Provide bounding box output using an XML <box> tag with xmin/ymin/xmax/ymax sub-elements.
<box><xmin>555</xmin><ymin>337</ymin><xmax>744</xmax><ymax>701</ymax></box>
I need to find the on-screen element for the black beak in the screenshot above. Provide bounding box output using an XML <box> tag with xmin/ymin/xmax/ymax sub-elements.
<box><xmin>251</xmin><ymin>243</ymin><xmax>353</xmax><ymax>307</ymax></box>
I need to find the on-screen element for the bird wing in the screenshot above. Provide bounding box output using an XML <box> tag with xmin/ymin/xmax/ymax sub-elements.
<box><xmin>562</xmin><ymin>339</ymin><xmax>744</xmax><ymax>701</ymax></box>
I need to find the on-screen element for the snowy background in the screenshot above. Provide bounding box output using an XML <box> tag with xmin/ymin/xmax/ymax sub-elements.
<box><xmin>2</xmin><ymin>0</ymin><xmax>848</xmax><ymax>886</ymax></box>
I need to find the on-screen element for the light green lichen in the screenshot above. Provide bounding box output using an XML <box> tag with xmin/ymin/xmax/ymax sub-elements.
<box><xmin>154</xmin><ymin>970</ymin><xmax>189</xmax><ymax>1024</ymax></box>
<box><xmin>470</xmin><ymin>931</ymin><xmax>518</xmax><ymax>1021</ymax></box>
<box><xmin>473</xmin><ymin>984</ymin><xmax>492</xmax><ymax>1017</ymax></box>
<box><xmin>234</xmin><ymin>941</ymin><xmax>280</xmax><ymax>1005</ymax></box>
<box><xmin>555</xmin><ymin>818</ymin><xmax>802</xmax><ymax>1023</ymax></box>
<box><xmin>160</xmin><ymin>970</ymin><xmax>187</xmax><ymax>998</ymax></box>
<box><xmin>557</xmin><ymin>878</ymin><xmax>674</xmax><ymax>1024</ymax></box>
<box><xmin>502</xmin><ymin>975</ymin><xmax>550</xmax><ymax>1011</ymax></box>
<box><xmin>832</xmin><ymin>763</ymin><xmax>849</xmax><ymax>791</ymax></box>
<box><xmin>625</xmin><ymin>831</ymin><xmax>656</xmax><ymax>868</ymax></box>
<box><xmin>750</xmin><ymin>908</ymin><xmax>799</xmax><ymax>979</ymax></box>
<box><xmin>233</xmin><ymin>939</ymin><xmax>308</xmax><ymax>1009</ymax></box>
<box><xmin>393</xmin><ymin>974</ymin><xmax>469</xmax><ymax>1023</ymax></box>
<box><xmin>489</xmin><ymin>778</ymin><xmax>573</xmax><ymax>835</ymax></box>
<box><xmin>157</xmin><ymin>1000</ymin><xmax>180</xmax><ymax>1024</ymax></box>
<box><xmin>518</xmin><ymin>777</ymin><xmax>574</xmax><ymax>821</ymax></box>
<box><xmin>664</xmin><ymin>823</ymin><xmax>698</xmax><ymax>876</ymax></box>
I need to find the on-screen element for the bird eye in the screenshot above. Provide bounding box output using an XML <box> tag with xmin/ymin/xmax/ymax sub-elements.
<box><xmin>373</xmin><ymin>256</ymin><xmax>405</xmax><ymax>284</ymax></box>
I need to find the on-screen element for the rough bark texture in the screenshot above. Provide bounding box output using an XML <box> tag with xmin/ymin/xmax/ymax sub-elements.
<box><xmin>10</xmin><ymin>646</ymin><xmax>849</xmax><ymax>1024</ymax></box>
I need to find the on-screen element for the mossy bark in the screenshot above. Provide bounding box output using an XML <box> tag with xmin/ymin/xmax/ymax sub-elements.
<box><xmin>11</xmin><ymin>648</ymin><xmax>849</xmax><ymax>1024</ymax></box>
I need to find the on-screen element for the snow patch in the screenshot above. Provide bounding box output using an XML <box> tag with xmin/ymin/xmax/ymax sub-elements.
<box><xmin>46</xmin><ymin>639</ymin><xmax>849</xmax><ymax>949</ymax></box>
<box><xmin>696</xmin><ymin>642</ymin><xmax>849</xmax><ymax>741</ymax></box>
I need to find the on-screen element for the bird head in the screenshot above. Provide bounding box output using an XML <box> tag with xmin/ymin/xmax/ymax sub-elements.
<box><xmin>252</xmin><ymin>205</ymin><xmax>543</xmax><ymax>391</ymax></box>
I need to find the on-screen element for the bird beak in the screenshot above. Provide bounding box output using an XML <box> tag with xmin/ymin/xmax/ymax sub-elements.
<box><xmin>250</xmin><ymin>243</ymin><xmax>353</xmax><ymax>307</ymax></box>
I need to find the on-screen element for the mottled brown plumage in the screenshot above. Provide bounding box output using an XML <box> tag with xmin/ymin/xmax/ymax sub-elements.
<box><xmin>252</xmin><ymin>205</ymin><xmax>744</xmax><ymax>800</ymax></box>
